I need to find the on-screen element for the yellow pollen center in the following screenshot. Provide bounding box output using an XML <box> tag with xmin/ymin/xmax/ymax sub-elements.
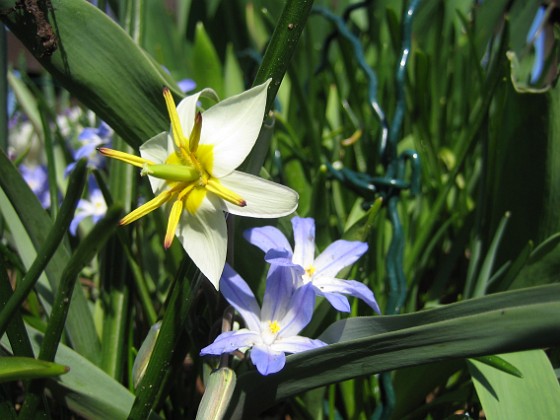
<box><xmin>268</xmin><ymin>321</ymin><xmax>281</xmax><ymax>335</ymax></box>
<box><xmin>305</xmin><ymin>266</ymin><xmax>316</xmax><ymax>277</ymax></box>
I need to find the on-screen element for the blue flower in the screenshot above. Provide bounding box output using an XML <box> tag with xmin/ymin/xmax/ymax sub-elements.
<box><xmin>177</xmin><ymin>78</ymin><xmax>196</xmax><ymax>93</ymax></box>
<box><xmin>69</xmin><ymin>182</ymin><xmax>107</xmax><ymax>235</ymax></box>
<box><xmin>527</xmin><ymin>6</ymin><xmax>547</xmax><ymax>84</ymax></box>
<box><xmin>65</xmin><ymin>122</ymin><xmax>112</xmax><ymax>176</ymax></box>
<box><xmin>245</xmin><ymin>217</ymin><xmax>380</xmax><ymax>314</ymax></box>
<box><xmin>200</xmin><ymin>264</ymin><xmax>326</xmax><ymax>375</ymax></box>
<box><xmin>19</xmin><ymin>164</ymin><xmax>51</xmax><ymax>209</ymax></box>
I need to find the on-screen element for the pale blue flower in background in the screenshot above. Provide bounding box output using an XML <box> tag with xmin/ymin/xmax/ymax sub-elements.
<box><xmin>200</xmin><ymin>264</ymin><xmax>326</xmax><ymax>375</ymax></box>
<box><xmin>527</xmin><ymin>6</ymin><xmax>547</xmax><ymax>84</ymax></box>
<box><xmin>177</xmin><ymin>78</ymin><xmax>196</xmax><ymax>93</ymax></box>
<box><xmin>19</xmin><ymin>164</ymin><xmax>51</xmax><ymax>209</ymax></box>
<box><xmin>69</xmin><ymin>181</ymin><xmax>107</xmax><ymax>235</ymax></box>
<box><xmin>245</xmin><ymin>217</ymin><xmax>380</xmax><ymax>314</ymax></box>
<box><xmin>65</xmin><ymin>121</ymin><xmax>113</xmax><ymax>176</ymax></box>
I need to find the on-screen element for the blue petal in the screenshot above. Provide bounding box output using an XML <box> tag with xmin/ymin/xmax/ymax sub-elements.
<box><xmin>264</xmin><ymin>249</ymin><xmax>304</xmax><ymax>275</ymax></box>
<box><xmin>220</xmin><ymin>264</ymin><xmax>261</xmax><ymax>331</ymax></box>
<box><xmin>200</xmin><ymin>329</ymin><xmax>260</xmax><ymax>355</ymax></box>
<box><xmin>321</xmin><ymin>291</ymin><xmax>351</xmax><ymax>312</ymax></box>
<box><xmin>314</xmin><ymin>240</ymin><xmax>368</xmax><ymax>277</ymax></box>
<box><xmin>314</xmin><ymin>277</ymin><xmax>381</xmax><ymax>314</ymax></box>
<box><xmin>244</xmin><ymin>226</ymin><xmax>292</xmax><ymax>254</ymax></box>
<box><xmin>527</xmin><ymin>6</ymin><xmax>547</xmax><ymax>83</ymax></box>
<box><xmin>250</xmin><ymin>343</ymin><xmax>285</xmax><ymax>375</ymax></box>
<box><xmin>272</xmin><ymin>336</ymin><xmax>327</xmax><ymax>354</ymax></box>
<box><xmin>261</xmin><ymin>265</ymin><xmax>297</xmax><ymax>323</ymax></box>
<box><xmin>69</xmin><ymin>209</ymin><xmax>88</xmax><ymax>236</ymax></box>
<box><xmin>279</xmin><ymin>283</ymin><xmax>316</xmax><ymax>337</ymax></box>
<box><xmin>291</xmin><ymin>217</ymin><xmax>316</xmax><ymax>268</ymax></box>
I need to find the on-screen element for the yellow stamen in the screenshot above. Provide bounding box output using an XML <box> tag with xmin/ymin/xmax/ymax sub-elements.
<box><xmin>268</xmin><ymin>321</ymin><xmax>281</xmax><ymax>335</ymax></box>
<box><xmin>164</xmin><ymin>200</ymin><xmax>183</xmax><ymax>248</ymax></box>
<box><xmin>305</xmin><ymin>266</ymin><xmax>316</xmax><ymax>277</ymax></box>
<box><xmin>120</xmin><ymin>191</ymin><xmax>173</xmax><ymax>225</ymax></box>
<box><xmin>206</xmin><ymin>178</ymin><xmax>246</xmax><ymax>207</ymax></box>
<box><xmin>189</xmin><ymin>112</ymin><xmax>202</xmax><ymax>153</ymax></box>
<box><xmin>98</xmin><ymin>147</ymin><xmax>154</xmax><ymax>168</ymax></box>
<box><xmin>162</xmin><ymin>88</ymin><xmax>189</xmax><ymax>151</ymax></box>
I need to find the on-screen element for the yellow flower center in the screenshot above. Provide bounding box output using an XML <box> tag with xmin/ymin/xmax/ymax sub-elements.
<box><xmin>98</xmin><ymin>87</ymin><xmax>248</xmax><ymax>249</ymax></box>
<box><xmin>268</xmin><ymin>320</ymin><xmax>281</xmax><ymax>335</ymax></box>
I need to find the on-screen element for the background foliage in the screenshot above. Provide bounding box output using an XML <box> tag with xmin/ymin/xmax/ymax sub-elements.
<box><xmin>0</xmin><ymin>0</ymin><xmax>559</xmax><ymax>418</ymax></box>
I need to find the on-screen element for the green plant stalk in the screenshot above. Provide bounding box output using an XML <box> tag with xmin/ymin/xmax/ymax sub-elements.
<box><xmin>93</xmin><ymin>170</ymin><xmax>157</xmax><ymax>324</ymax></box>
<box><xmin>0</xmin><ymin>159</ymin><xmax>87</xmax><ymax>338</ymax></box>
<box><xmin>252</xmin><ymin>0</ymin><xmax>315</xmax><ymax>114</ymax></box>
<box><xmin>18</xmin><ymin>206</ymin><xmax>122</xmax><ymax>419</ymax></box>
<box><xmin>128</xmin><ymin>261</ymin><xmax>202</xmax><ymax>420</ymax></box>
<box><xmin>39</xmin><ymin>106</ymin><xmax>59</xmax><ymax>220</ymax></box>
<box><xmin>0</xmin><ymin>255</ymin><xmax>34</xmax><ymax>358</ymax></box>
<box><xmin>242</xmin><ymin>0</ymin><xmax>314</xmax><ymax>176</ymax></box>
<box><xmin>99</xmin><ymin>137</ymin><xmax>136</xmax><ymax>379</ymax></box>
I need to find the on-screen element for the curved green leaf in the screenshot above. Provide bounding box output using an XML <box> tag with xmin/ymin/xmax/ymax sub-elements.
<box><xmin>469</xmin><ymin>350</ymin><xmax>560</xmax><ymax>420</ymax></box>
<box><xmin>0</xmin><ymin>0</ymin><xmax>181</xmax><ymax>148</ymax></box>
<box><xmin>0</xmin><ymin>150</ymin><xmax>100</xmax><ymax>363</ymax></box>
<box><xmin>0</xmin><ymin>357</ymin><xmax>68</xmax><ymax>383</ymax></box>
<box><xmin>229</xmin><ymin>285</ymin><xmax>560</xmax><ymax>416</ymax></box>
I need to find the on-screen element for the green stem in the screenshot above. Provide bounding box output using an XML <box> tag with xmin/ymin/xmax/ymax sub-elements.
<box><xmin>0</xmin><ymin>159</ymin><xmax>87</xmax><ymax>338</ymax></box>
<box><xmin>253</xmin><ymin>0</ymin><xmax>315</xmax><ymax>113</ymax></box>
<box><xmin>245</xmin><ymin>0</ymin><xmax>315</xmax><ymax>174</ymax></box>
<box><xmin>127</xmin><ymin>261</ymin><xmax>201</xmax><ymax>420</ymax></box>
<box><xmin>0</xmin><ymin>255</ymin><xmax>34</xmax><ymax>358</ymax></box>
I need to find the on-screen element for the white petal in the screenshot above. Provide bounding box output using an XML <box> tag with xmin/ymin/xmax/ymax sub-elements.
<box><xmin>201</xmin><ymin>80</ymin><xmax>271</xmax><ymax>177</ymax></box>
<box><xmin>140</xmin><ymin>132</ymin><xmax>171</xmax><ymax>194</ymax></box>
<box><xmin>176</xmin><ymin>88</ymin><xmax>219</xmax><ymax>139</ymax></box>
<box><xmin>175</xmin><ymin>195</ymin><xmax>227</xmax><ymax>289</ymax></box>
<box><xmin>218</xmin><ymin>171</ymin><xmax>298</xmax><ymax>218</ymax></box>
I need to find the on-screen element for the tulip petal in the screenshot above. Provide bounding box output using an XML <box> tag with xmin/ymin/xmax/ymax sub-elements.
<box><xmin>314</xmin><ymin>240</ymin><xmax>368</xmax><ymax>277</ymax></box>
<box><xmin>200</xmin><ymin>330</ymin><xmax>260</xmax><ymax>355</ymax></box>
<box><xmin>250</xmin><ymin>343</ymin><xmax>285</xmax><ymax>375</ymax></box>
<box><xmin>292</xmin><ymin>217</ymin><xmax>316</xmax><ymax>269</ymax></box>
<box><xmin>218</xmin><ymin>171</ymin><xmax>298</xmax><ymax>218</ymax></box>
<box><xmin>202</xmin><ymin>80</ymin><xmax>271</xmax><ymax>178</ymax></box>
<box><xmin>220</xmin><ymin>264</ymin><xmax>261</xmax><ymax>331</ymax></box>
<box><xmin>140</xmin><ymin>132</ymin><xmax>171</xmax><ymax>194</ymax></box>
<box><xmin>176</xmin><ymin>88</ymin><xmax>219</xmax><ymax>141</ymax></box>
<box><xmin>243</xmin><ymin>225</ymin><xmax>293</xmax><ymax>254</ymax></box>
<box><xmin>176</xmin><ymin>195</ymin><xmax>227</xmax><ymax>289</ymax></box>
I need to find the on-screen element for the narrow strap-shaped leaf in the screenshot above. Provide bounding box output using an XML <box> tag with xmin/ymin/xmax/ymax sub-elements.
<box><xmin>0</xmin><ymin>159</ymin><xmax>87</xmax><ymax>338</ymax></box>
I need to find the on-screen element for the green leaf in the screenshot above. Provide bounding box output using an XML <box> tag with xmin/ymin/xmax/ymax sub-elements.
<box><xmin>191</xmin><ymin>22</ymin><xmax>224</xmax><ymax>97</ymax></box>
<box><xmin>1</xmin><ymin>328</ymin><xmax>136</xmax><ymax>419</ymax></box>
<box><xmin>0</xmin><ymin>151</ymin><xmax>101</xmax><ymax>363</ymax></box>
<box><xmin>228</xmin><ymin>285</ymin><xmax>560</xmax><ymax>417</ymax></box>
<box><xmin>469</xmin><ymin>350</ymin><xmax>560</xmax><ymax>420</ymax></box>
<box><xmin>470</xmin><ymin>355</ymin><xmax>523</xmax><ymax>378</ymax></box>
<box><xmin>0</xmin><ymin>357</ymin><xmax>68</xmax><ymax>383</ymax></box>
<box><xmin>1</xmin><ymin>0</ymin><xmax>177</xmax><ymax>149</ymax></box>
<box><xmin>510</xmin><ymin>232</ymin><xmax>560</xmax><ymax>289</ymax></box>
